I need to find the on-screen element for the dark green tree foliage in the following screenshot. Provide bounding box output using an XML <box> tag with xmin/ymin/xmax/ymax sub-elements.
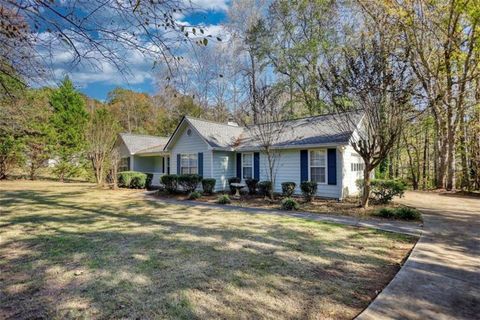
<box><xmin>0</xmin><ymin>69</ymin><xmax>27</xmax><ymax>179</ymax></box>
<box><xmin>23</xmin><ymin>88</ymin><xmax>55</xmax><ymax>180</ymax></box>
<box><xmin>49</xmin><ymin>77</ymin><xmax>89</xmax><ymax>181</ymax></box>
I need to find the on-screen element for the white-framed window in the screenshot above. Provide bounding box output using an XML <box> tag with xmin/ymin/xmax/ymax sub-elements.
<box><xmin>180</xmin><ymin>153</ymin><xmax>197</xmax><ymax>174</ymax></box>
<box><xmin>119</xmin><ymin>157</ymin><xmax>130</xmax><ymax>172</ymax></box>
<box><xmin>309</xmin><ymin>150</ymin><xmax>327</xmax><ymax>184</ymax></box>
<box><xmin>351</xmin><ymin>155</ymin><xmax>364</xmax><ymax>172</ymax></box>
<box><xmin>242</xmin><ymin>153</ymin><xmax>253</xmax><ymax>180</ymax></box>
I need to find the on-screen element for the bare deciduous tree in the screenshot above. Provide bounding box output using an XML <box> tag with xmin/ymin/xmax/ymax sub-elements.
<box><xmin>247</xmin><ymin>86</ymin><xmax>290</xmax><ymax>199</ymax></box>
<box><xmin>86</xmin><ymin>107</ymin><xmax>119</xmax><ymax>186</ymax></box>
<box><xmin>319</xmin><ymin>34</ymin><xmax>413</xmax><ymax>208</ymax></box>
<box><xmin>1</xmin><ymin>0</ymin><xmax>215</xmax><ymax>91</ymax></box>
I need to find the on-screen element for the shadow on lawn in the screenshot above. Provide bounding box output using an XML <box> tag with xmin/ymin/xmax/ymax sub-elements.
<box><xmin>1</xmin><ymin>188</ymin><xmax>414</xmax><ymax>319</ymax></box>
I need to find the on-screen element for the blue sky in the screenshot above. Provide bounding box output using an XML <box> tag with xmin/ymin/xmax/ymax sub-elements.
<box><xmin>53</xmin><ymin>5</ymin><xmax>228</xmax><ymax>101</ymax></box>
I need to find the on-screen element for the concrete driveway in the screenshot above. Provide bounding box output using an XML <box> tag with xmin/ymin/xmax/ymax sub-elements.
<box><xmin>357</xmin><ymin>191</ymin><xmax>480</xmax><ymax>320</ymax></box>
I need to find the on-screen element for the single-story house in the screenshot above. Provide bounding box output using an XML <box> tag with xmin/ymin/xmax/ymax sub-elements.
<box><xmin>115</xmin><ymin>133</ymin><xmax>170</xmax><ymax>186</ymax></box>
<box><xmin>115</xmin><ymin>112</ymin><xmax>366</xmax><ymax>199</ymax></box>
<box><xmin>163</xmin><ymin>112</ymin><xmax>365</xmax><ymax>199</ymax></box>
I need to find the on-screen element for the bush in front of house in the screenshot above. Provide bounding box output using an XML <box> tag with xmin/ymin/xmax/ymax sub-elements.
<box><xmin>145</xmin><ymin>173</ymin><xmax>154</xmax><ymax>190</ymax></box>
<box><xmin>370</xmin><ymin>179</ymin><xmax>406</xmax><ymax>204</ymax></box>
<box><xmin>161</xmin><ymin>174</ymin><xmax>178</xmax><ymax>193</ymax></box>
<box><xmin>300</xmin><ymin>181</ymin><xmax>318</xmax><ymax>202</ymax></box>
<box><xmin>188</xmin><ymin>191</ymin><xmax>202</xmax><ymax>200</ymax></box>
<box><xmin>201</xmin><ymin>178</ymin><xmax>216</xmax><ymax>195</ymax></box>
<box><xmin>281</xmin><ymin>182</ymin><xmax>296</xmax><ymax>197</ymax></box>
<box><xmin>245</xmin><ymin>178</ymin><xmax>258</xmax><ymax>195</ymax></box>
<box><xmin>281</xmin><ymin>197</ymin><xmax>299</xmax><ymax>211</ymax></box>
<box><xmin>217</xmin><ymin>194</ymin><xmax>231</xmax><ymax>204</ymax></box>
<box><xmin>373</xmin><ymin>207</ymin><xmax>421</xmax><ymax>221</ymax></box>
<box><xmin>227</xmin><ymin>177</ymin><xmax>241</xmax><ymax>194</ymax></box>
<box><xmin>130</xmin><ymin>174</ymin><xmax>147</xmax><ymax>189</ymax></box>
<box><xmin>178</xmin><ymin>174</ymin><xmax>202</xmax><ymax>193</ymax></box>
<box><xmin>258</xmin><ymin>180</ymin><xmax>272</xmax><ymax>198</ymax></box>
<box><xmin>118</xmin><ymin>171</ymin><xmax>147</xmax><ymax>188</ymax></box>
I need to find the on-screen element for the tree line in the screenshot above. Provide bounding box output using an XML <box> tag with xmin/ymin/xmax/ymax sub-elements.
<box><xmin>1</xmin><ymin>0</ymin><xmax>479</xmax><ymax>205</ymax></box>
<box><xmin>178</xmin><ymin>0</ymin><xmax>480</xmax><ymax>196</ymax></box>
<box><xmin>0</xmin><ymin>76</ymin><xmax>218</xmax><ymax>184</ymax></box>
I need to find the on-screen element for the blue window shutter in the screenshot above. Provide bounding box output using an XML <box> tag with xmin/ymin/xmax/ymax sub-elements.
<box><xmin>167</xmin><ymin>157</ymin><xmax>170</xmax><ymax>174</ymax></box>
<box><xmin>300</xmin><ymin>150</ymin><xmax>308</xmax><ymax>182</ymax></box>
<box><xmin>236</xmin><ymin>153</ymin><xmax>242</xmax><ymax>178</ymax></box>
<box><xmin>162</xmin><ymin>157</ymin><xmax>165</xmax><ymax>173</ymax></box>
<box><xmin>176</xmin><ymin>154</ymin><xmax>181</xmax><ymax>174</ymax></box>
<box><xmin>254</xmin><ymin>152</ymin><xmax>260</xmax><ymax>180</ymax></box>
<box><xmin>328</xmin><ymin>148</ymin><xmax>337</xmax><ymax>185</ymax></box>
<box><xmin>198</xmin><ymin>152</ymin><xmax>203</xmax><ymax>177</ymax></box>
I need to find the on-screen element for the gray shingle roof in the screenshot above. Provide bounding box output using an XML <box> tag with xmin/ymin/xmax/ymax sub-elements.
<box><xmin>119</xmin><ymin>133</ymin><xmax>169</xmax><ymax>155</ymax></box>
<box><xmin>185</xmin><ymin>117</ymin><xmax>245</xmax><ymax>149</ymax></box>
<box><xmin>183</xmin><ymin>111</ymin><xmax>362</xmax><ymax>150</ymax></box>
<box><xmin>238</xmin><ymin>112</ymin><xmax>363</xmax><ymax>150</ymax></box>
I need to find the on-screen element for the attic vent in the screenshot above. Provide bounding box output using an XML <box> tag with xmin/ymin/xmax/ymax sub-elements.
<box><xmin>187</xmin><ymin>128</ymin><xmax>192</xmax><ymax>136</ymax></box>
<box><xmin>227</xmin><ymin>121</ymin><xmax>239</xmax><ymax>127</ymax></box>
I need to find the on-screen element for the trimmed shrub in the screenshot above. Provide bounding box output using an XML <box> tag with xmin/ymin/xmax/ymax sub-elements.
<box><xmin>145</xmin><ymin>173</ymin><xmax>154</xmax><ymax>190</ymax></box>
<box><xmin>178</xmin><ymin>174</ymin><xmax>202</xmax><ymax>193</ymax></box>
<box><xmin>245</xmin><ymin>178</ymin><xmax>259</xmax><ymax>195</ymax></box>
<box><xmin>217</xmin><ymin>194</ymin><xmax>231</xmax><ymax>204</ymax></box>
<box><xmin>161</xmin><ymin>174</ymin><xmax>178</xmax><ymax>193</ymax></box>
<box><xmin>188</xmin><ymin>191</ymin><xmax>202</xmax><ymax>200</ymax></box>
<box><xmin>130</xmin><ymin>175</ymin><xmax>147</xmax><ymax>189</ymax></box>
<box><xmin>300</xmin><ymin>181</ymin><xmax>318</xmax><ymax>202</ymax></box>
<box><xmin>373</xmin><ymin>207</ymin><xmax>421</xmax><ymax>221</ymax></box>
<box><xmin>258</xmin><ymin>180</ymin><xmax>272</xmax><ymax>198</ymax></box>
<box><xmin>118</xmin><ymin>171</ymin><xmax>147</xmax><ymax>189</ymax></box>
<box><xmin>228</xmin><ymin>177</ymin><xmax>241</xmax><ymax>194</ymax></box>
<box><xmin>201</xmin><ymin>178</ymin><xmax>216</xmax><ymax>195</ymax></box>
<box><xmin>281</xmin><ymin>182</ymin><xmax>296</xmax><ymax>197</ymax></box>
<box><xmin>281</xmin><ymin>198</ymin><xmax>299</xmax><ymax>211</ymax></box>
<box><xmin>370</xmin><ymin>179</ymin><xmax>406</xmax><ymax>204</ymax></box>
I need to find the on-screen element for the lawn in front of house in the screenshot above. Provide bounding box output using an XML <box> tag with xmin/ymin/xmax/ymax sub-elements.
<box><xmin>0</xmin><ymin>181</ymin><xmax>415</xmax><ymax>319</ymax></box>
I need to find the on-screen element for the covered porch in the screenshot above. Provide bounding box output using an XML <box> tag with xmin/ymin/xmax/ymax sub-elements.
<box><xmin>130</xmin><ymin>151</ymin><xmax>170</xmax><ymax>186</ymax></box>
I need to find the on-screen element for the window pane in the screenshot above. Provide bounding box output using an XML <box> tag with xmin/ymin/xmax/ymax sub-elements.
<box><xmin>311</xmin><ymin>167</ymin><xmax>326</xmax><ymax>183</ymax></box>
<box><xmin>181</xmin><ymin>155</ymin><xmax>189</xmax><ymax>167</ymax></box>
<box><xmin>189</xmin><ymin>154</ymin><xmax>197</xmax><ymax>168</ymax></box>
<box><xmin>243</xmin><ymin>154</ymin><xmax>252</xmax><ymax>166</ymax></box>
<box><xmin>243</xmin><ymin>167</ymin><xmax>252</xmax><ymax>179</ymax></box>
<box><xmin>310</xmin><ymin>150</ymin><xmax>325</xmax><ymax>167</ymax></box>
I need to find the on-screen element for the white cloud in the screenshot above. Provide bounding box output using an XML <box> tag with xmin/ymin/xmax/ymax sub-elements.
<box><xmin>188</xmin><ymin>0</ymin><xmax>230</xmax><ymax>11</ymax></box>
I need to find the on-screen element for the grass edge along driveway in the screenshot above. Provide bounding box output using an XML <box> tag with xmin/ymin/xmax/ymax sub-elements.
<box><xmin>0</xmin><ymin>181</ymin><xmax>416</xmax><ymax>320</ymax></box>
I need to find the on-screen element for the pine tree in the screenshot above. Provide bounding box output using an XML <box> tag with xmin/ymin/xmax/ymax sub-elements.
<box><xmin>50</xmin><ymin>77</ymin><xmax>89</xmax><ymax>181</ymax></box>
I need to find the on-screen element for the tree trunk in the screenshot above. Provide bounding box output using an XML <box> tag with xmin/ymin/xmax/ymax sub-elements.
<box><xmin>445</xmin><ymin>118</ymin><xmax>456</xmax><ymax>191</ymax></box>
<box><xmin>361</xmin><ymin>166</ymin><xmax>372</xmax><ymax>209</ymax></box>
<box><xmin>459</xmin><ymin>112</ymin><xmax>470</xmax><ymax>190</ymax></box>
<box><xmin>422</xmin><ymin>127</ymin><xmax>428</xmax><ymax>190</ymax></box>
<box><xmin>29</xmin><ymin>162</ymin><xmax>35</xmax><ymax>181</ymax></box>
<box><xmin>388</xmin><ymin>155</ymin><xmax>394</xmax><ymax>179</ymax></box>
<box><xmin>436</xmin><ymin>135</ymin><xmax>447</xmax><ymax>189</ymax></box>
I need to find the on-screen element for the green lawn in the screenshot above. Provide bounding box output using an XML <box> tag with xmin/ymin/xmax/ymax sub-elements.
<box><xmin>0</xmin><ymin>181</ymin><xmax>415</xmax><ymax>319</ymax></box>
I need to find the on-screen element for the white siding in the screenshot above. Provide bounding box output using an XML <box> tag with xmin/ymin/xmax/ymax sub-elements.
<box><xmin>254</xmin><ymin>148</ymin><xmax>343</xmax><ymax>199</ymax></box>
<box><xmin>170</xmin><ymin>124</ymin><xmax>212</xmax><ymax>178</ymax></box>
<box><xmin>341</xmin><ymin>145</ymin><xmax>364</xmax><ymax>197</ymax></box>
<box><xmin>212</xmin><ymin>151</ymin><xmax>236</xmax><ymax>191</ymax></box>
